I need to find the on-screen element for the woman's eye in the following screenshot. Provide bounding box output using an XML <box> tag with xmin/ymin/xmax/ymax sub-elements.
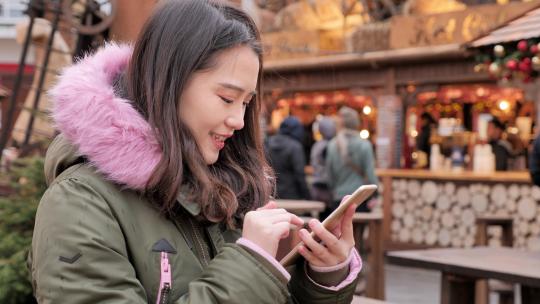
<box><xmin>220</xmin><ymin>96</ymin><xmax>234</xmax><ymax>104</ymax></box>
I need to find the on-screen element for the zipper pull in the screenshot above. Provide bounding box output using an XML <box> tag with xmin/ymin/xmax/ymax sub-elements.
<box><xmin>156</xmin><ymin>252</ymin><xmax>172</xmax><ymax>304</ymax></box>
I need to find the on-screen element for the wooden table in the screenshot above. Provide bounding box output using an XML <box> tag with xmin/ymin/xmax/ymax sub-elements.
<box><xmin>352</xmin><ymin>295</ymin><xmax>392</xmax><ymax>304</ymax></box>
<box><xmin>353</xmin><ymin>212</ymin><xmax>385</xmax><ymax>300</ymax></box>
<box><xmin>475</xmin><ymin>215</ymin><xmax>514</xmax><ymax>304</ymax></box>
<box><xmin>386</xmin><ymin>247</ymin><xmax>540</xmax><ymax>304</ymax></box>
<box><xmin>275</xmin><ymin>199</ymin><xmax>325</xmax><ymax>218</ymax></box>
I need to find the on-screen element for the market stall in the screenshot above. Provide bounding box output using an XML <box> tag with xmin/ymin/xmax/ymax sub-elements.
<box><xmin>377</xmin><ymin>169</ymin><xmax>540</xmax><ymax>250</ymax></box>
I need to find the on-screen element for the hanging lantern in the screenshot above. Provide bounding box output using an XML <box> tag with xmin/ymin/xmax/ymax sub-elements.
<box><xmin>494</xmin><ymin>45</ymin><xmax>505</xmax><ymax>57</ymax></box>
<box><xmin>489</xmin><ymin>62</ymin><xmax>502</xmax><ymax>76</ymax></box>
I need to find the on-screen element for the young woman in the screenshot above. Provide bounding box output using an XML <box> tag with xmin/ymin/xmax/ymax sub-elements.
<box><xmin>29</xmin><ymin>1</ymin><xmax>361</xmax><ymax>303</ymax></box>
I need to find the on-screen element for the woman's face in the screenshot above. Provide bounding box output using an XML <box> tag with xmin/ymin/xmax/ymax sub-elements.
<box><xmin>179</xmin><ymin>45</ymin><xmax>259</xmax><ymax>165</ymax></box>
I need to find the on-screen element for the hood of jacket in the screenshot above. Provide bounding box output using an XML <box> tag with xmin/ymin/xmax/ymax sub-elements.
<box><xmin>47</xmin><ymin>43</ymin><xmax>161</xmax><ymax>189</ymax></box>
<box><xmin>278</xmin><ymin>116</ymin><xmax>303</xmax><ymax>143</ymax></box>
<box><xmin>318</xmin><ymin>117</ymin><xmax>336</xmax><ymax>140</ymax></box>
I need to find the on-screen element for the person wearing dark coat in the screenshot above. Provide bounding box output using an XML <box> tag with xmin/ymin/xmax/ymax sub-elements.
<box><xmin>266</xmin><ymin>116</ymin><xmax>311</xmax><ymax>199</ymax></box>
<box><xmin>529</xmin><ymin>134</ymin><xmax>540</xmax><ymax>186</ymax></box>
<box><xmin>488</xmin><ymin>117</ymin><xmax>513</xmax><ymax>171</ymax></box>
<box><xmin>416</xmin><ymin>112</ymin><xmax>436</xmax><ymax>167</ymax></box>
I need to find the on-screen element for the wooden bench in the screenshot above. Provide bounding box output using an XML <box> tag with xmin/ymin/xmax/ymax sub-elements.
<box><xmin>387</xmin><ymin>247</ymin><xmax>540</xmax><ymax>304</ymax></box>
<box><xmin>476</xmin><ymin>215</ymin><xmax>513</xmax><ymax>247</ymax></box>
<box><xmin>475</xmin><ymin>215</ymin><xmax>514</xmax><ymax>304</ymax></box>
<box><xmin>353</xmin><ymin>212</ymin><xmax>385</xmax><ymax>300</ymax></box>
<box><xmin>352</xmin><ymin>295</ymin><xmax>392</xmax><ymax>304</ymax></box>
<box><xmin>275</xmin><ymin>199</ymin><xmax>326</xmax><ymax>219</ymax></box>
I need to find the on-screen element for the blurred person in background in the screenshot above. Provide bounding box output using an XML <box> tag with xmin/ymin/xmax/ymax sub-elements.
<box><xmin>416</xmin><ymin>112</ymin><xmax>437</xmax><ymax>168</ymax></box>
<box><xmin>325</xmin><ymin>106</ymin><xmax>379</xmax><ymax>218</ymax></box>
<box><xmin>309</xmin><ymin>116</ymin><xmax>336</xmax><ymax>206</ymax></box>
<box><xmin>488</xmin><ymin>117</ymin><xmax>513</xmax><ymax>171</ymax></box>
<box><xmin>529</xmin><ymin>131</ymin><xmax>540</xmax><ymax>186</ymax></box>
<box><xmin>266</xmin><ymin>116</ymin><xmax>311</xmax><ymax>199</ymax></box>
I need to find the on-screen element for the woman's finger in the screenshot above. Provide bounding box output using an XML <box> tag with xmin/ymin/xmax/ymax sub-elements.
<box><xmin>308</xmin><ymin>219</ymin><xmax>341</xmax><ymax>252</ymax></box>
<box><xmin>273</xmin><ymin>222</ymin><xmax>292</xmax><ymax>239</ymax></box>
<box><xmin>298</xmin><ymin>245</ymin><xmax>324</xmax><ymax>266</ymax></box>
<box><xmin>299</xmin><ymin>229</ymin><xmax>332</xmax><ymax>262</ymax></box>
<box><xmin>268</xmin><ymin>213</ymin><xmax>305</xmax><ymax>227</ymax></box>
<box><xmin>254</xmin><ymin>208</ymin><xmax>289</xmax><ymax>216</ymax></box>
<box><xmin>339</xmin><ymin>203</ymin><xmax>356</xmax><ymax>245</ymax></box>
<box><xmin>289</xmin><ymin>213</ymin><xmax>305</xmax><ymax>226</ymax></box>
<box><xmin>331</xmin><ymin>224</ymin><xmax>342</xmax><ymax>238</ymax></box>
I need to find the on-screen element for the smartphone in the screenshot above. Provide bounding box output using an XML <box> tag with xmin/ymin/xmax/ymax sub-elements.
<box><xmin>279</xmin><ymin>184</ymin><xmax>378</xmax><ymax>267</ymax></box>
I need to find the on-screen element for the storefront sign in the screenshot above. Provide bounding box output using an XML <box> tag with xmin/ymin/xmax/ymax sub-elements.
<box><xmin>389</xmin><ymin>2</ymin><xmax>540</xmax><ymax>49</ymax></box>
<box><xmin>262</xmin><ymin>29</ymin><xmax>347</xmax><ymax>61</ymax></box>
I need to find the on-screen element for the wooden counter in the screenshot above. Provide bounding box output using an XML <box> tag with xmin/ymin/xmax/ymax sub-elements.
<box><xmin>376</xmin><ymin>169</ymin><xmax>530</xmax><ymax>183</ymax></box>
<box><xmin>376</xmin><ymin>169</ymin><xmax>539</xmax><ymax>251</ymax></box>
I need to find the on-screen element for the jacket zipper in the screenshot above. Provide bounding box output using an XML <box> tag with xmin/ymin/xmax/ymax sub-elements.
<box><xmin>188</xmin><ymin>217</ymin><xmax>210</xmax><ymax>267</ymax></box>
<box><xmin>156</xmin><ymin>252</ymin><xmax>172</xmax><ymax>304</ymax></box>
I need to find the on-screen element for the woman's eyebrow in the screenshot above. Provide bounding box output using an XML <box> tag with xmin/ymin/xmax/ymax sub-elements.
<box><xmin>218</xmin><ymin>82</ymin><xmax>256</xmax><ymax>96</ymax></box>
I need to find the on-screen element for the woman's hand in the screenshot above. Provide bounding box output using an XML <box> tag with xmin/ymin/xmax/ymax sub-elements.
<box><xmin>242</xmin><ymin>201</ymin><xmax>304</xmax><ymax>258</ymax></box>
<box><xmin>297</xmin><ymin>198</ymin><xmax>356</xmax><ymax>267</ymax></box>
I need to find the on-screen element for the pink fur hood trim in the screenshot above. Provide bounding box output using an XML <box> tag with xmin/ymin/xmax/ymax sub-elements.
<box><xmin>49</xmin><ymin>43</ymin><xmax>161</xmax><ymax>190</ymax></box>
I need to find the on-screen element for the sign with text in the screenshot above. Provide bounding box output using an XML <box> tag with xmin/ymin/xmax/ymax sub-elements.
<box><xmin>389</xmin><ymin>2</ymin><xmax>540</xmax><ymax>49</ymax></box>
<box><xmin>262</xmin><ymin>29</ymin><xmax>348</xmax><ymax>61</ymax></box>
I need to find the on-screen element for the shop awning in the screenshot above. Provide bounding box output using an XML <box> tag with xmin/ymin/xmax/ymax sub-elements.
<box><xmin>470</xmin><ymin>6</ymin><xmax>540</xmax><ymax>47</ymax></box>
<box><xmin>263</xmin><ymin>43</ymin><xmax>467</xmax><ymax>72</ymax></box>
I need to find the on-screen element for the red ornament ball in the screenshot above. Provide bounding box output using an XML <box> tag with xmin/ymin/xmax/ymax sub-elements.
<box><xmin>531</xmin><ymin>44</ymin><xmax>539</xmax><ymax>54</ymax></box>
<box><xmin>506</xmin><ymin>59</ymin><xmax>518</xmax><ymax>70</ymax></box>
<box><xmin>517</xmin><ymin>40</ymin><xmax>529</xmax><ymax>52</ymax></box>
<box><xmin>519</xmin><ymin>62</ymin><xmax>531</xmax><ymax>72</ymax></box>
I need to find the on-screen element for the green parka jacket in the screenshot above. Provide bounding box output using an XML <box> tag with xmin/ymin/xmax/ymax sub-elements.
<box><xmin>29</xmin><ymin>44</ymin><xmax>360</xmax><ymax>303</ymax></box>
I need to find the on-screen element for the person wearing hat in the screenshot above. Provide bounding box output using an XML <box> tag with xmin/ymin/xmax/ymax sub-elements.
<box><xmin>265</xmin><ymin>116</ymin><xmax>311</xmax><ymax>199</ymax></box>
<box><xmin>309</xmin><ymin>116</ymin><xmax>337</xmax><ymax>205</ymax></box>
<box><xmin>325</xmin><ymin>107</ymin><xmax>379</xmax><ymax>217</ymax></box>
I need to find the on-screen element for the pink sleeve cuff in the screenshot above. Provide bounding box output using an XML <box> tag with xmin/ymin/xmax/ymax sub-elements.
<box><xmin>236</xmin><ymin>238</ymin><xmax>291</xmax><ymax>282</ymax></box>
<box><xmin>306</xmin><ymin>247</ymin><xmax>362</xmax><ymax>291</ymax></box>
<box><xmin>309</xmin><ymin>248</ymin><xmax>354</xmax><ymax>273</ymax></box>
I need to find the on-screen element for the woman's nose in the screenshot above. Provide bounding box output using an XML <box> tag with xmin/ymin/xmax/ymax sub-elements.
<box><xmin>225</xmin><ymin>109</ymin><xmax>245</xmax><ymax>130</ymax></box>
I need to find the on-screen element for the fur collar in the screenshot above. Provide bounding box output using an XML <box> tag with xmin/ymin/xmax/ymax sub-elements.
<box><xmin>49</xmin><ymin>43</ymin><xmax>161</xmax><ymax>190</ymax></box>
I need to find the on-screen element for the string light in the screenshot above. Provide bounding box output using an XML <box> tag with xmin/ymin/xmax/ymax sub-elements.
<box><xmin>362</xmin><ymin>105</ymin><xmax>372</xmax><ymax>115</ymax></box>
<box><xmin>498</xmin><ymin>100</ymin><xmax>510</xmax><ymax>111</ymax></box>
<box><xmin>360</xmin><ymin>129</ymin><xmax>370</xmax><ymax>139</ymax></box>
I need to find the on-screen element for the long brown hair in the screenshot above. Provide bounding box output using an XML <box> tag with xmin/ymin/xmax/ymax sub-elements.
<box><xmin>126</xmin><ymin>0</ymin><xmax>273</xmax><ymax>226</ymax></box>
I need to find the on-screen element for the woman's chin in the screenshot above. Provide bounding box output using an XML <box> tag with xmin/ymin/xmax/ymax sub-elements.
<box><xmin>203</xmin><ymin>152</ymin><xmax>219</xmax><ymax>165</ymax></box>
